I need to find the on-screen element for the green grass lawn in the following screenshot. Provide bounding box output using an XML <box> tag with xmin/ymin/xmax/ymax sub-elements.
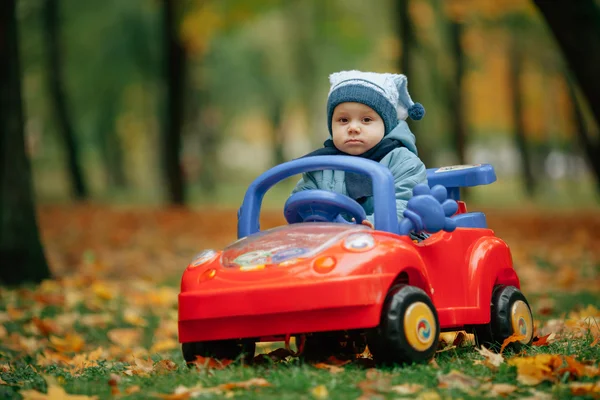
<box><xmin>1</xmin><ymin>281</ymin><xmax>598</xmax><ymax>399</ymax></box>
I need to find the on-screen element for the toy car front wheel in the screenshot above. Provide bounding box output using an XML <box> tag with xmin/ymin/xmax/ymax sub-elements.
<box><xmin>472</xmin><ymin>285</ymin><xmax>534</xmax><ymax>351</ymax></box>
<box><xmin>368</xmin><ymin>285</ymin><xmax>439</xmax><ymax>365</ymax></box>
<box><xmin>182</xmin><ymin>339</ymin><xmax>255</xmax><ymax>365</ymax></box>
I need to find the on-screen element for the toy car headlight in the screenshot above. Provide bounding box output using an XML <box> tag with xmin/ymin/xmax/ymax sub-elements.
<box><xmin>188</xmin><ymin>249</ymin><xmax>218</xmax><ymax>268</ymax></box>
<box><xmin>343</xmin><ymin>233</ymin><xmax>375</xmax><ymax>252</ymax></box>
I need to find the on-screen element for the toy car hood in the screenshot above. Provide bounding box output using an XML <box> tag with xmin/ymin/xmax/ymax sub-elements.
<box><xmin>221</xmin><ymin>223</ymin><xmax>372</xmax><ymax>270</ymax></box>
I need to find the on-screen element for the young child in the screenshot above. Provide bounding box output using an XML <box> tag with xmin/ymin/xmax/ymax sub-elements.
<box><xmin>292</xmin><ymin>70</ymin><xmax>428</xmax><ymax>227</ymax></box>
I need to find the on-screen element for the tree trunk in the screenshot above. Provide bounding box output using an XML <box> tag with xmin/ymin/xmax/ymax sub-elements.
<box><xmin>97</xmin><ymin>99</ymin><xmax>127</xmax><ymax>189</ymax></box>
<box><xmin>270</xmin><ymin>100</ymin><xmax>285</xmax><ymax>166</ymax></box>
<box><xmin>533</xmin><ymin>0</ymin><xmax>600</xmax><ymax>128</ymax></box>
<box><xmin>162</xmin><ymin>0</ymin><xmax>186</xmax><ymax>205</ymax></box>
<box><xmin>0</xmin><ymin>0</ymin><xmax>52</xmax><ymax>284</ymax></box>
<box><xmin>395</xmin><ymin>0</ymin><xmax>432</xmax><ymax>166</ymax></box>
<box><xmin>43</xmin><ymin>0</ymin><xmax>87</xmax><ymax>200</ymax></box>
<box><xmin>565</xmin><ymin>75</ymin><xmax>600</xmax><ymax>194</ymax></box>
<box><xmin>449</xmin><ymin>21</ymin><xmax>466</xmax><ymax>165</ymax></box>
<box><xmin>509</xmin><ymin>35</ymin><xmax>536</xmax><ymax>197</ymax></box>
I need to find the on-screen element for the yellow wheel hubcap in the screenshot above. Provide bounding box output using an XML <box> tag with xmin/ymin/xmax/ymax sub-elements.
<box><xmin>404</xmin><ymin>302</ymin><xmax>436</xmax><ymax>351</ymax></box>
<box><xmin>511</xmin><ymin>300</ymin><xmax>533</xmax><ymax>344</ymax></box>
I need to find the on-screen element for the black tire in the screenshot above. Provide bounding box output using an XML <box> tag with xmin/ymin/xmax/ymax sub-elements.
<box><xmin>367</xmin><ymin>285</ymin><xmax>439</xmax><ymax>366</ymax></box>
<box><xmin>182</xmin><ymin>339</ymin><xmax>255</xmax><ymax>365</ymax></box>
<box><xmin>302</xmin><ymin>332</ymin><xmax>367</xmax><ymax>361</ymax></box>
<box><xmin>472</xmin><ymin>285</ymin><xmax>533</xmax><ymax>351</ymax></box>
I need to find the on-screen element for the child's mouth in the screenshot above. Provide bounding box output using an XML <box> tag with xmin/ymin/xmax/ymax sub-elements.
<box><xmin>345</xmin><ymin>139</ymin><xmax>363</xmax><ymax>144</ymax></box>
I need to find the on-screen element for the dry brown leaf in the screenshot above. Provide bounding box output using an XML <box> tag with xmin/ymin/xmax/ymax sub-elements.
<box><xmin>32</xmin><ymin>317</ymin><xmax>62</xmax><ymax>337</ymax></box>
<box><xmin>0</xmin><ymin>324</ymin><xmax>7</xmax><ymax>339</ymax></box>
<box><xmin>325</xmin><ymin>355</ymin><xmax>351</xmax><ymax>366</ymax></box>
<box><xmin>49</xmin><ymin>333</ymin><xmax>85</xmax><ymax>353</ymax></box>
<box><xmin>488</xmin><ymin>383</ymin><xmax>518</xmax><ymax>397</ymax></box>
<box><xmin>0</xmin><ymin>363</ymin><xmax>9</xmax><ymax>373</ymax></box>
<box><xmin>217</xmin><ymin>378</ymin><xmax>271</xmax><ymax>390</ymax></box>
<box><xmin>390</xmin><ymin>383</ymin><xmax>423</xmax><ymax>395</ymax></box>
<box><xmin>154</xmin><ymin>359</ymin><xmax>178</xmax><ymax>373</ymax></box>
<box><xmin>0</xmin><ymin>377</ymin><xmax>8</xmax><ymax>385</ymax></box>
<box><xmin>310</xmin><ymin>384</ymin><xmax>329</xmax><ymax>399</ymax></box>
<box><xmin>108</xmin><ymin>373</ymin><xmax>121</xmax><ymax>396</ymax></box>
<box><xmin>313</xmin><ymin>363</ymin><xmax>345</xmax><ymax>374</ymax></box>
<box><xmin>532</xmin><ymin>333</ymin><xmax>555</xmax><ymax>347</ymax></box>
<box><xmin>568</xmin><ymin>381</ymin><xmax>600</xmax><ymax>397</ymax></box>
<box><xmin>500</xmin><ymin>333</ymin><xmax>526</xmax><ymax>354</ymax></box>
<box><xmin>187</xmin><ymin>355</ymin><xmax>232</xmax><ymax>370</ymax></box>
<box><xmin>150</xmin><ymin>339</ymin><xmax>179</xmax><ymax>354</ymax></box>
<box><xmin>21</xmin><ymin>383</ymin><xmax>98</xmax><ymax>400</ymax></box>
<box><xmin>123</xmin><ymin>357</ymin><xmax>155</xmax><ymax>376</ymax></box>
<box><xmin>107</xmin><ymin>328</ymin><xmax>142</xmax><ymax>348</ymax></box>
<box><xmin>508</xmin><ymin>354</ymin><xmax>559</xmax><ymax>386</ymax></box>
<box><xmin>437</xmin><ymin>370</ymin><xmax>480</xmax><ymax>392</ymax></box>
<box><xmin>475</xmin><ymin>345</ymin><xmax>504</xmax><ymax>369</ymax></box>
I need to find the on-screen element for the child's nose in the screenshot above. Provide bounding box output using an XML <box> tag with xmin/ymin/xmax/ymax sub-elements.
<box><xmin>348</xmin><ymin>121</ymin><xmax>361</xmax><ymax>133</ymax></box>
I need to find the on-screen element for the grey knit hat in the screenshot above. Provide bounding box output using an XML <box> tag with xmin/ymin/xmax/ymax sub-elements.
<box><xmin>327</xmin><ymin>70</ymin><xmax>425</xmax><ymax>135</ymax></box>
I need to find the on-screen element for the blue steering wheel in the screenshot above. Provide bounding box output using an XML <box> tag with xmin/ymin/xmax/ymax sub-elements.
<box><xmin>284</xmin><ymin>190</ymin><xmax>367</xmax><ymax>224</ymax></box>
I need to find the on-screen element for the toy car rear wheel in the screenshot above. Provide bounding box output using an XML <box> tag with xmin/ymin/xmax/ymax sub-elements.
<box><xmin>367</xmin><ymin>285</ymin><xmax>439</xmax><ymax>365</ymax></box>
<box><xmin>182</xmin><ymin>340</ymin><xmax>255</xmax><ymax>365</ymax></box>
<box><xmin>472</xmin><ymin>285</ymin><xmax>533</xmax><ymax>351</ymax></box>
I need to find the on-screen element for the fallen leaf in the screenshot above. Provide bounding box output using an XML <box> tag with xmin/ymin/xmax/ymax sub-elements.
<box><xmin>488</xmin><ymin>383</ymin><xmax>518</xmax><ymax>397</ymax></box>
<box><xmin>311</xmin><ymin>385</ymin><xmax>329</xmax><ymax>399</ymax></box>
<box><xmin>154</xmin><ymin>359</ymin><xmax>178</xmax><ymax>373</ymax></box>
<box><xmin>390</xmin><ymin>383</ymin><xmax>423</xmax><ymax>395</ymax></box>
<box><xmin>568</xmin><ymin>381</ymin><xmax>600</xmax><ymax>397</ymax></box>
<box><xmin>416</xmin><ymin>390</ymin><xmax>442</xmax><ymax>400</ymax></box>
<box><xmin>21</xmin><ymin>383</ymin><xmax>98</xmax><ymax>399</ymax></box>
<box><xmin>313</xmin><ymin>363</ymin><xmax>344</xmax><ymax>374</ymax></box>
<box><xmin>150</xmin><ymin>339</ymin><xmax>179</xmax><ymax>354</ymax></box>
<box><xmin>187</xmin><ymin>355</ymin><xmax>232</xmax><ymax>370</ymax></box>
<box><xmin>107</xmin><ymin>328</ymin><xmax>142</xmax><ymax>348</ymax></box>
<box><xmin>123</xmin><ymin>357</ymin><xmax>155</xmax><ymax>376</ymax></box>
<box><xmin>508</xmin><ymin>354</ymin><xmax>560</xmax><ymax>385</ymax></box>
<box><xmin>0</xmin><ymin>325</ymin><xmax>7</xmax><ymax>339</ymax></box>
<box><xmin>217</xmin><ymin>378</ymin><xmax>271</xmax><ymax>390</ymax></box>
<box><xmin>475</xmin><ymin>345</ymin><xmax>504</xmax><ymax>369</ymax></box>
<box><xmin>500</xmin><ymin>333</ymin><xmax>526</xmax><ymax>354</ymax></box>
<box><xmin>532</xmin><ymin>333</ymin><xmax>555</xmax><ymax>347</ymax></box>
<box><xmin>49</xmin><ymin>333</ymin><xmax>85</xmax><ymax>353</ymax></box>
<box><xmin>437</xmin><ymin>370</ymin><xmax>480</xmax><ymax>392</ymax></box>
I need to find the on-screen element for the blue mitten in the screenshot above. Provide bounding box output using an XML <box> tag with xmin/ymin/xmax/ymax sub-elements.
<box><xmin>398</xmin><ymin>184</ymin><xmax>458</xmax><ymax>235</ymax></box>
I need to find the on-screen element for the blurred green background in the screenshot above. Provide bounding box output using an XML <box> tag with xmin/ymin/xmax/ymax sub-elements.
<box><xmin>16</xmin><ymin>0</ymin><xmax>600</xmax><ymax>210</ymax></box>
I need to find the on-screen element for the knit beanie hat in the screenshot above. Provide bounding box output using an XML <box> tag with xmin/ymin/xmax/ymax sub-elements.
<box><xmin>326</xmin><ymin>70</ymin><xmax>425</xmax><ymax>136</ymax></box>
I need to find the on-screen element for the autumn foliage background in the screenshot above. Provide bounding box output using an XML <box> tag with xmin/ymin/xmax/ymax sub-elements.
<box><xmin>1</xmin><ymin>0</ymin><xmax>600</xmax><ymax>398</ymax></box>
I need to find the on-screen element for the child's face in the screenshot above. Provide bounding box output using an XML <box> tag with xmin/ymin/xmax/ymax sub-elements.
<box><xmin>331</xmin><ymin>102</ymin><xmax>385</xmax><ymax>155</ymax></box>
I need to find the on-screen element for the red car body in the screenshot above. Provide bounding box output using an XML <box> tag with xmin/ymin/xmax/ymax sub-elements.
<box><xmin>178</xmin><ymin>221</ymin><xmax>519</xmax><ymax>344</ymax></box>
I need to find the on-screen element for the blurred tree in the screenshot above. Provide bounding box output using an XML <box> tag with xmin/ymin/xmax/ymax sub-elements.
<box><xmin>162</xmin><ymin>0</ymin><xmax>187</xmax><ymax>205</ymax></box>
<box><xmin>508</xmin><ymin>32</ymin><xmax>535</xmax><ymax>197</ymax></box>
<box><xmin>565</xmin><ymin>75</ymin><xmax>600</xmax><ymax>194</ymax></box>
<box><xmin>533</xmin><ymin>0</ymin><xmax>600</xmax><ymax>128</ymax></box>
<box><xmin>533</xmin><ymin>0</ymin><xmax>600</xmax><ymax>187</ymax></box>
<box><xmin>0</xmin><ymin>0</ymin><xmax>51</xmax><ymax>284</ymax></box>
<box><xmin>43</xmin><ymin>0</ymin><xmax>88</xmax><ymax>199</ymax></box>
<box><xmin>395</xmin><ymin>0</ymin><xmax>433</xmax><ymax>166</ymax></box>
<box><xmin>448</xmin><ymin>19</ymin><xmax>466</xmax><ymax>166</ymax></box>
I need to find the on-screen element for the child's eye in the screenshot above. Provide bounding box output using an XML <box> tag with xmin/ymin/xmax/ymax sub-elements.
<box><xmin>362</xmin><ymin>117</ymin><xmax>372</xmax><ymax>123</ymax></box>
<box><xmin>338</xmin><ymin>117</ymin><xmax>348</xmax><ymax>123</ymax></box>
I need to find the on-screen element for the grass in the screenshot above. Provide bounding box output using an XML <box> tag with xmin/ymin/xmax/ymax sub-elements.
<box><xmin>1</xmin><ymin>281</ymin><xmax>598</xmax><ymax>399</ymax></box>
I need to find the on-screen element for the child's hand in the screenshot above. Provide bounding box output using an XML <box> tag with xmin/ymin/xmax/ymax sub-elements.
<box><xmin>361</xmin><ymin>219</ymin><xmax>374</xmax><ymax>229</ymax></box>
<box><xmin>351</xmin><ymin>218</ymin><xmax>374</xmax><ymax>229</ymax></box>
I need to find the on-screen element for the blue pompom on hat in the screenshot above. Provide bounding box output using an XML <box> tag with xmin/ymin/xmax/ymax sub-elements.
<box><xmin>326</xmin><ymin>70</ymin><xmax>425</xmax><ymax>136</ymax></box>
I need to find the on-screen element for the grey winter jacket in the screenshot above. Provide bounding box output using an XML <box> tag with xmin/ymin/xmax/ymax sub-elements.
<box><xmin>291</xmin><ymin>121</ymin><xmax>427</xmax><ymax>225</ymax></box>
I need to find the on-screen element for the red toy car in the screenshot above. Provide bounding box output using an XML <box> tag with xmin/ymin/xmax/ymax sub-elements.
<box><xmin>178</xmin><ymin>156</ymin><xmax>534</xmax><ymax>365</ymax></box>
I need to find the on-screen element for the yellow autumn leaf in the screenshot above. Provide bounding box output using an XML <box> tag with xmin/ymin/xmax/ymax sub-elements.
<box><xmin>21</xmin><ymin>383</ymin><xmax>98</xmax><ymax>400</ymax></box>
<box><xmin>107</xmin><ymin>328</ymin><xmax>142</xmax><ymax>348</ymax></box>
<box><xmin>310</xmin><ymin>385</ymin><xmax>329</xmax><ymax>399</ymax></box>
<box><xmin>49</xmin><ymin>333</ymin><xmax>85</xmax><ymax>353</ymax></box>
<box><xmin>91</xmin><ymin>282</ymin><xmax>114</xmax><ymax>300</ymax></box>
<box><xmin>123</xmin><ymin>307</ymin><xmax>147</xmax><ymax>327</ymax></box>
<box><xmin>150</xmin><ymin>338</ymin><xmax>179</xmax><ymax>354</ymax></box>
<box><xmin>437</xmin><ymin>370</ymin><xmax>480</xmax><ymax>392</ymax></box>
